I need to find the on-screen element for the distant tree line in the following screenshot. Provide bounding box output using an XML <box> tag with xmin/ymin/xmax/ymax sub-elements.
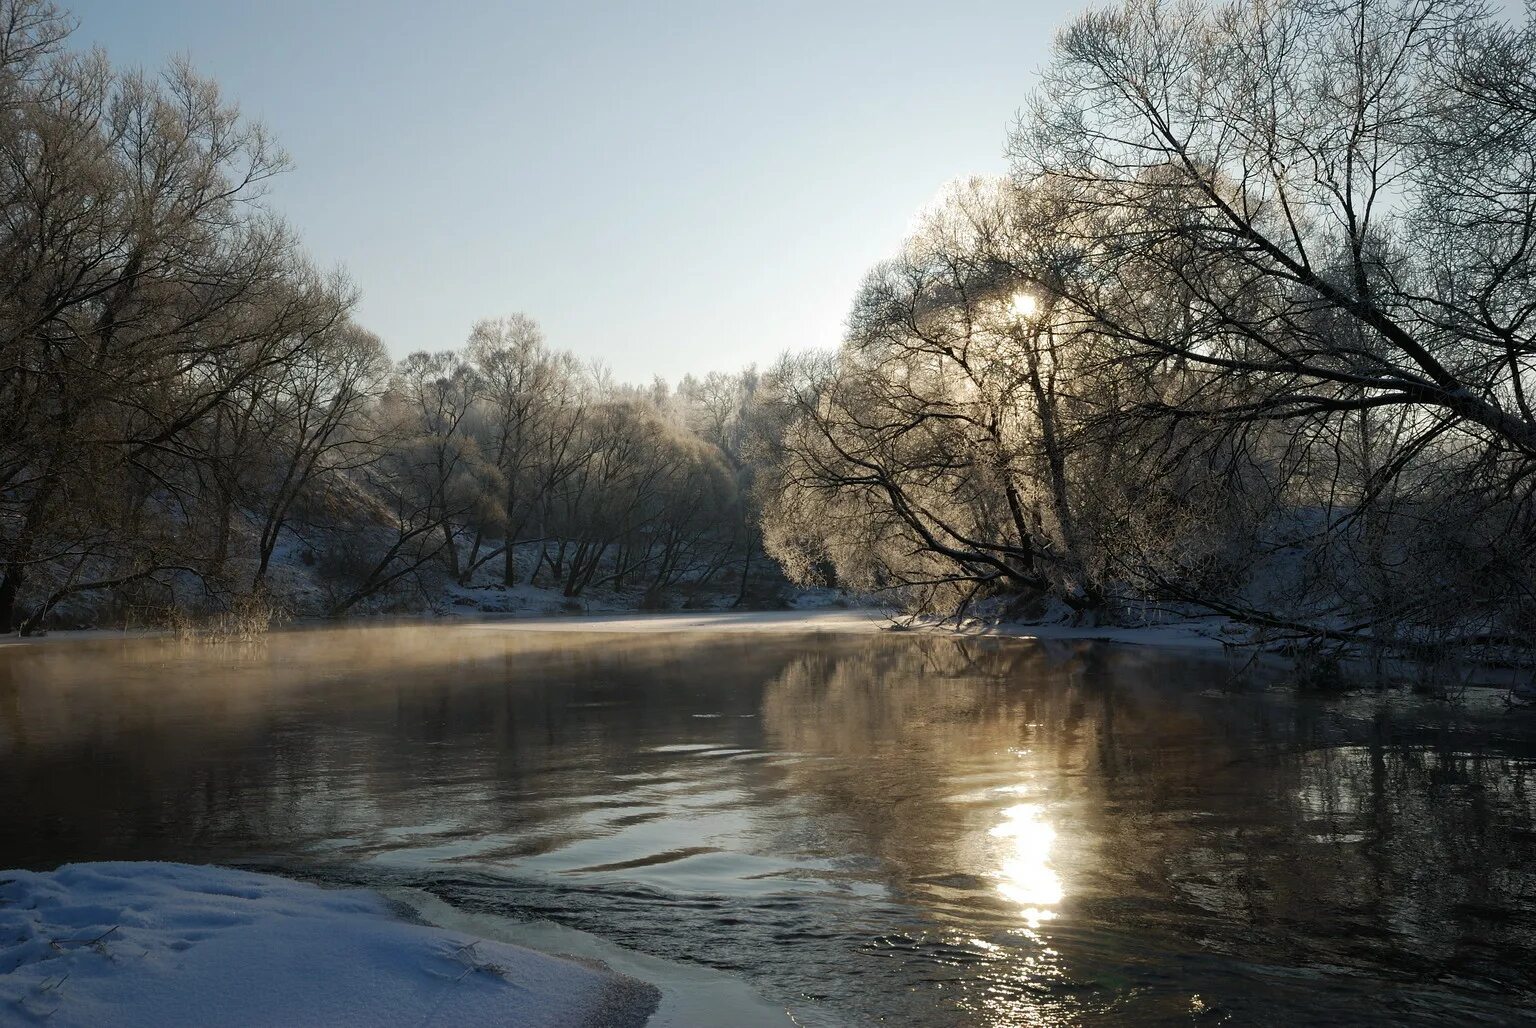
<box><xmin>754</xmin><ymin>0</ymin><xmax>1536</xmax><ymax>659</ymax></box>
<box><xmin>324</xmin><ymin>325</ymin><xmax>763</xmax><ymax>618</ymax></box>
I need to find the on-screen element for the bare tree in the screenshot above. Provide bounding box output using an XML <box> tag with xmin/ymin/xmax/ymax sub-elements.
<box><xmin>322</xmin><ymin>351</ymin><xmax>499</xmax><ymax>615</ymax></box>
<box><xmin>984</xmin><ymin>0</ymin><xmax>1536</xmax><ymax>645</ymax></box>
<box><xmin>247</xmin><ymin>321</ymin><xmax>390</xmax><ymax>588</ymax></box>
<box><xmin>757</xmin><ymin>179</ymin><xmax>1122</xmax><ymax>615</ymax></box>
<box><xmin>0</xmin><ymin>5</ymin><xmax>358</xmax><ymax>631</ymax></box>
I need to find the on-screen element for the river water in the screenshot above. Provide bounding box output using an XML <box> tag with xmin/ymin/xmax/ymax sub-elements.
<box><xmin>2</xmin><ymin>624</ymin><xmax>1534</xmax><ymax>1025</ymax></box>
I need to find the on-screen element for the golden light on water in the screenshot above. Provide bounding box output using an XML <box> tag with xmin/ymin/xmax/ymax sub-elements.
<box><xmin>991</xmin><ymin>802</ymin><xmax>1063</xmax><ymax>927</ymax></box>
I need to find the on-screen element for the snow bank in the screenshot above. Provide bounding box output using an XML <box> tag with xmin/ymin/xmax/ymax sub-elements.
<box><xmin>900</xmin><ymin>613</ymin><xmax>1238</xmax><ymax>651</ymax></box>
<box><xmin>0</xmin><ymin>863</ymin><xmax>658</xmax><ymax>1027</ymax></box>
<box><xmin>392</xmin><ymin>888</ymin><xmax>792</xmax><ymax>1028</ymax></box>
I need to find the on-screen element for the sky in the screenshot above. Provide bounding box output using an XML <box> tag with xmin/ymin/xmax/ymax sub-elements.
<box><xmin>66</xmin><ymin>1</ymin><xmax>1076</xmax><ymax>383</ymax></box>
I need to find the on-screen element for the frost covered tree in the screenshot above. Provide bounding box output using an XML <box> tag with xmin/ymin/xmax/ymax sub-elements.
<box><xmin>758</xmin><ymin>179</ymin><xmax>1138</xmax><ymax>615</ymax></box>
<box><xmin>462</xmin><ymin>313</ymin><xmax>590</xmax><ymax>586</ymax></box>
<box><xmin>1003</xmin><ymin>0</ymin><xmax>1536</xmax><ymax>644</ymax></box>
<box><xmin>245</xmin><ymin>323</ymin><xmax>391</xmax><ymax>588</ymax></box>
<box><xmin>756</xmin><ymin>0</ymin><xmax>1536</xmax><ymax>652</ymax></box>
<box><xmin>675</xmin><ymin>368</ymin><xmax>765</xmax><ymax>605</ymax></box>
<box><xmin>536</xmin><ymin>398</ymin><xmax>738</xmax><ymax>601</ymax></box>
<box><xmin>0</xmin><ymin>1</ymin><xmax>360</xmax><ymax>631</ymax></box>
<box><xmin>322</xmin><ymin>351</ymin><xmax>500</xmax><ymax>614</ymax></box>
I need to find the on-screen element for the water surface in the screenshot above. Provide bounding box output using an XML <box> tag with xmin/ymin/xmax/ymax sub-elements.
<box><xmin>2</xmin><ymin>624</ymin><xmax>1534</xmax><ymax>1025</ymax></box>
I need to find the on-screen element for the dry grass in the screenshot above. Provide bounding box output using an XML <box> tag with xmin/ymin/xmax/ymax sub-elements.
<box><xmin>164</xmin><ymin>593</ymin><xmax>286</xmax><ymax>643</ymax></box>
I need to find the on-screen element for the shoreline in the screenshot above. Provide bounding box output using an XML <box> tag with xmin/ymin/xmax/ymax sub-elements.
<box><xmin>0</xmin><ymin>606</ymin><xmax>1241</xmax><ymax>655</ymax></box>
<box><xmin>476</xmin><ymin>608</ymin><xmax>1243</xmax><ymax>652</ymax></box>
<box><xmin>5</xmin><ymin>608</ymin><xmax>1529</xmax><ymax>698</ymax></box>
<box><xmin>0</xmin><ymin>862</ymin><xmax>662</xmax><ymax>1028</ymax></box>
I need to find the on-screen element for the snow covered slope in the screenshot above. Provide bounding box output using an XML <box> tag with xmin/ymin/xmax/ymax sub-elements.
<box><xmin>0</xmin><ymin>863</ymin><xmax>659</xmax><ymax>1027</ymax></box>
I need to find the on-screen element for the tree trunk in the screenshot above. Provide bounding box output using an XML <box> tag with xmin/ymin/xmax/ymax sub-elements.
<box><xmin>503</xmin><ymin>542</ymin><xmax>518</xmax><ymax>586</ymax></box>
<box><xmin>212</xmin><ymin>482</ymin><xmax>233</xmax><ymax>576</ymax></box>
<box><xmin>0</xmin><ymin>564</ymin><xmax>22</xmax><ymax>634</ymax></box>
<box><xmin>441</xmin><ymin>522</ymin><xmax>461</xmax><ymax>580</ymax></box>
<box><xmin>460</xmin><ymin>527</ymin><xmax>485</xmax><ymax>586</ymax></box>
<box><xmin>733</xmin><ymin>533</ymin><xmax>754</xmax><ymax>608</ymax></box>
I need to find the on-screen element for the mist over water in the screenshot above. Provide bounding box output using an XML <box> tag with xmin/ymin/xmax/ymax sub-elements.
<box><xmin>3</xmin><ymin>626</ymin><xmax>1535</xmax><ymax>1025</ymax></box>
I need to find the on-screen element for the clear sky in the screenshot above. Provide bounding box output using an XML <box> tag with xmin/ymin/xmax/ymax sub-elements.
<box><xmin>66</xmin><ymin>1</ymin><xmax>1074</xmax><ymax>383</ymax></box>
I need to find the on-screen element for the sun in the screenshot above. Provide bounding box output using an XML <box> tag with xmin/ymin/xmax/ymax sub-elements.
<box><xmin>1010</xmin><ymin>291</ymin><xmax>1039</xmax><ymax>320</ymax></box>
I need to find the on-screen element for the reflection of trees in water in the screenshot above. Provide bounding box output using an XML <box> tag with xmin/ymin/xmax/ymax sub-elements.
<box><xmin>757</xmin><ymin>636</ymin><xmax>1238</xmax><ymax>1023</ymax></box>
<box><xmin>758</xmin><ymin>634</ymin><xmax>1536</xmax><ymax>1014</ymax></box>
<box><xmin>0</xmin><ymin>628</ymin><xmax>800</xmax><ymax>868</ymax></box>
<box><xmin>1142</xmin><ymin>716</ymin><xmax>1536</xmax><ymax>1000</ymax></box>
<box><xmin>757</xmin><ymin>635</ymin><xmax>1238</xmax><ymax>906</ymax></box>
<box><xmin>5</xmin><ymin>629</ymin><xmax>1535</xmax><ymax>1019</ymax></box>
<box><xmin>1276</xmin><ymin>742</ymin><xmax>1536</xmax><ymax>974</ymax></box>
<box><xmin>759</xmin><ymin>637</ymin><xmax>1108</xmax><ymax>904</ymax></box>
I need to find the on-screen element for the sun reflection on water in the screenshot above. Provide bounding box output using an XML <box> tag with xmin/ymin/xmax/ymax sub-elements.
<box><xmin>991</xmin><ymin>802</ymin><xmax>1063</xmax><ymax>927</ymax></box>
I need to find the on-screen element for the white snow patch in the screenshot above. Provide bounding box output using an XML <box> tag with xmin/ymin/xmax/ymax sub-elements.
<box><xmin>901</xmin><ymin>613</ymin><xmax>1240</xmax><ymax>652</ymax></box>
<box><xmin>389</xmin><ymin>888</ymin><xmax>793</xmax><ymax>1028</ymax></box>
<box><xmin>0</xmin><ymin>862</ymin><xmax>658</xmax><ymax>1027</ymax></box>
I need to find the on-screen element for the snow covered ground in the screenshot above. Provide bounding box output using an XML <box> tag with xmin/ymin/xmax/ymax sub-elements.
<box><xmin>896</xmin><ymin>611</ymin><xmax>1240</xmax><ymax>651</ymax></box>
<box><xmin>391</xmin><ymin>889</ymin><xmax>792</xmax><ymax>1028</ymax></box>
<box><xmin>0</xmin><ymin>863</ymin><xmax>660</xmax><ymax>1027</ymax></box>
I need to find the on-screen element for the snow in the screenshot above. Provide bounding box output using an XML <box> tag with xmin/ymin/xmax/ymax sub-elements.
<box><xmin>0</xmin><ymin>862</ymin><xmax>659</xmax><ymax>1027</ymax></box>
<box><xmin>898</xmin><ymin>612</ymin><xmax>1240</xmax><ymax>651</ymax></box>
<box><xmin>391</xmin><ymin>889</ymin><xmax>792</xmax><ymax>1028</ymax></box>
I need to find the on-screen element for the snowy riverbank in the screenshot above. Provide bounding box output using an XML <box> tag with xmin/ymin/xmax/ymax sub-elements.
<box><xmin>471</xmin><ymin>611</ymin><xmax>1532</xmax><ymax>697</ymax></box>
<box><xmin>9</xmin><ymin>606</ymin><xmax>1526</xmax><ymax>699</ymax></box>
<box><xmin>0</xmin><ymin>863</ymin><xmax>660</xmax><ymax>1027</ymax></box>
<box><xmin>474</xmin><ymin>607</ymin><xmax>1238</xmax><ymax>651</ymax></box>
<box><xmin>0</xmin><ymin>606</ymin><xmax>1258</xmax><ymax>656</ymax></box>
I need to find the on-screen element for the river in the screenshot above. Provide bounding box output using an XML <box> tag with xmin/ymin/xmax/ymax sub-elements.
<box><xmin>2</xmin><ymin>622</ymin><xmax>1533</xmax><ymax>1025</ymax></box>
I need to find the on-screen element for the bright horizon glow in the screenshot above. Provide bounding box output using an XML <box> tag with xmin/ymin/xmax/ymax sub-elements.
<box><xmin>64</xmin><ymin>0</ymin><xmax>1077</xmax><ymax>384</ymax></box>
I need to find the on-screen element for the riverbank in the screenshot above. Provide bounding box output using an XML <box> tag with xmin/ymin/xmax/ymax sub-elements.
<box><xmin>0</xmin><ymin>606</ymin><xmax>1239</xmax><ymax>655</ymax></box>
<box><xmin>0</xmin><ymin>603</ymin><xmax>1372</xmax><ymax>663</ymax></box>
<box><xmin>0</xmin><ymin>862</ymin><xmax>659</xmax><ymax>1027</ymax></box>
<box><xmin>5</xmin><ymin>606</ymin><xmax>1529</xmax><ymax>699</ymax></box>
<box><xmin>340</xmin><ymin>609</ymin><xmax>1536</xmax><ymax>698</ymax></box>
<box><xmin>475</xmin><ymin>607</ymin><xmax>1236</xmax><ymax>650</ymax></box>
